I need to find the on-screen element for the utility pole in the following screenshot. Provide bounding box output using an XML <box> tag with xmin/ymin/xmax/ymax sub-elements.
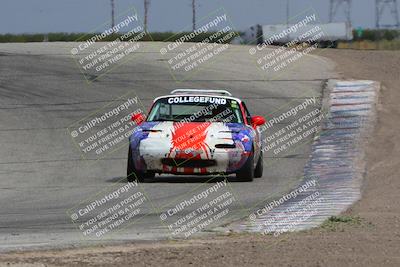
<box><xmin>286</xmin><ymin>0</ymin><xmax>289</xmax><ymax>27</ymax></box>
<box><xmin>329</xmin><ymin>0</ymin><xmax>352</xmax><ymax>25</ymax></box>
<box><xmin>192</xmin><ymin>0</ymin><xmax>196</xmax><ymax>31</ymax></box>
<box><xmin>111</xmin><ymin>0</ymin><xmax>115</xmax><ymax>29</ymax></box>
<box><xmin>144</xmin><ymin>0</ymin><xmax>150</xmax><ymax>32</ymax></box>
<box><xmin>376</xmin><ymin>0</ymin><xmax>399</xmax><ymax>28</ymax></box>
<box><xmin>286</xmin><ymin>0</ymin><xmax>290</xmax><ymax>42</ymax></box>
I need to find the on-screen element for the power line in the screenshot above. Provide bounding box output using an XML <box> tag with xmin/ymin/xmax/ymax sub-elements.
<box><xmin>192</xmin><ymin>0</ymin><xmax>196</xmax><ymax>31</ymax></box>
<box><xmin>329</xmin><ymin>0</ymin><xmax>352</xmax><ymax>25</ymax></box>
<box><xmin>111</xmin><ymin>0</ymin><xmax>115</xmax><ymax>29</ymax></box>
<box><xmin>375</xmin><ymin>0</ymin><xmax>400</xmax><ymax>28</ymax></box>
<box><xmin>144</xmin><ymin>0</ymin><xmax>150</xmax><ymax>32</ymax></box>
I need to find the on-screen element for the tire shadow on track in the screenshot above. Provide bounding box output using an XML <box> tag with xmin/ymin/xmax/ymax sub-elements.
<box><xmin>106</xmin><ymin>175</ymin><xmax>252</xmax><ymax>184</ymax></box>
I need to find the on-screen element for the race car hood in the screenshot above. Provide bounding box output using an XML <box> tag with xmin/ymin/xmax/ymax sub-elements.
<box><xmin>130</xmin><ymin>121</ymin><xmax>254</xmax><ymax>152</ymax></box>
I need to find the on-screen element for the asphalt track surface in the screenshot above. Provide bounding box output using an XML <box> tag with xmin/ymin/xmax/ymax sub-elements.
<box><xmin>0</xmin><ymin>42</ymin><xmax>337</xmax><ymax>251</ymax></box>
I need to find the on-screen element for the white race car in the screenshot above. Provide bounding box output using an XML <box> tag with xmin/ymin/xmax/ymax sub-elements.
<box><xmin>127</xmin><ymin>89</ymin><xmax>266</xmax><ymax>182</ymax></box>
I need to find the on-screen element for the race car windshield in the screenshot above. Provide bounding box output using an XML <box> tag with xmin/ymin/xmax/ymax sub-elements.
<box><xmin>147</xmin><ymin>96</ymin><xmax>243</xmax><ymax>123</ymax></box>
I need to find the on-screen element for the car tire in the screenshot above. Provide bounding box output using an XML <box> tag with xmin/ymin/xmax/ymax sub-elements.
<box><xmin>254</xmin><ymin>151</ymin><xmax>263</xmax><ymax>178</ymax></box>
<box><xmin>236</xmin><ymin>151</ymin><xmax>254</xmax><ymax>182</ymax></box>
<box><xmin>127</xmin><ymin>146</ymin><xmax>145</xmax><ymax>183</ymax></box>
<box><xmin>145</xmin><ymin>171</ymin><xmax>156</xmax><ymax>179</ymax></box>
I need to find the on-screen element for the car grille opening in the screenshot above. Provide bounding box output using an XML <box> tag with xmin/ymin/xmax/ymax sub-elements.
<box><xmin>161</xmin><ymin>158</ymin><xmax>216</xmax><ymax>168</ymax></box>
<box><xmin>215</xmin><ymin>144</ymin><xmax>236</xmax><ymax>149</ymax></box>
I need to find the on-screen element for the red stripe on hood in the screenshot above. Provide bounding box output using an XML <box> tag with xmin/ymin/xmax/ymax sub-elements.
<box><xmin>170</xmin><ymin>122</ymin><xmax>211</xmax><ymax>160</ymax></box>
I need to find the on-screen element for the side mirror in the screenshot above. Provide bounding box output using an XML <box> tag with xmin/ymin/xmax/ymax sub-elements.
<box><xmin>251</xmin><ymin>115</ymin><xmax>266</xmax><ymax>127</ymax></box>
<box><xmin>131</xmin><ymin>113</ymin><xmax>145</xmax><ymax>125</ymax></box>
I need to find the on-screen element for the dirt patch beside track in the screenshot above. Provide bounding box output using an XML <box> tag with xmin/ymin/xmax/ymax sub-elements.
<box><xmin>1</xmin><ymin>48</ymin><xmax>399</xmax><ymax>267</ymax></box>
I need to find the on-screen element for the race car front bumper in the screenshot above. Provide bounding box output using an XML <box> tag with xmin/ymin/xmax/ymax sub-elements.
<box><xmin>132</xmin><ymin>147</ymin><xmax>249</xmax><ymax>174</ymax></box>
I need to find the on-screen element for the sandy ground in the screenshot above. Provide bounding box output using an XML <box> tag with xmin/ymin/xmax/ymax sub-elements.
<box><xmin>0</xmin><ymin>48</ymin><xmax>399</xmax><ymax>266</ymax></box>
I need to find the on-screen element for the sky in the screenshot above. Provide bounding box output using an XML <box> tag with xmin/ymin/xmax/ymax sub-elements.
<box><xmin>0</xmin><ymin>0</ymin><xmax>398</xmax><ymax>34</ymax></box>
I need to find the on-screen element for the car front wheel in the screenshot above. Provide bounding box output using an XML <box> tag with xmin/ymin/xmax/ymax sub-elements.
<box><xmin>254</xmin><ymin>151</ymin><xmax>263</xmax><ymax>178</ymax></box>
<box><xmin>127</xmin><ymin>146</ymin><xmax>155</xmax><ymax>182</ymax></box>
<box><xmin>236</xmin><ymin>152</ymin><xmax>254</xmax><ymax>182</ymax></box>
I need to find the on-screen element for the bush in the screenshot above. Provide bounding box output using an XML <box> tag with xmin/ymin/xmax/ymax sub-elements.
<box><xmin>0</xmin><ymin>31</ymin><xmax>241</xmax><ymax>43</ymax></box>
<box><xmin>353</xmin><ymin>29</ymin><xmax>400</xmax><ymax>41</ymax></box>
